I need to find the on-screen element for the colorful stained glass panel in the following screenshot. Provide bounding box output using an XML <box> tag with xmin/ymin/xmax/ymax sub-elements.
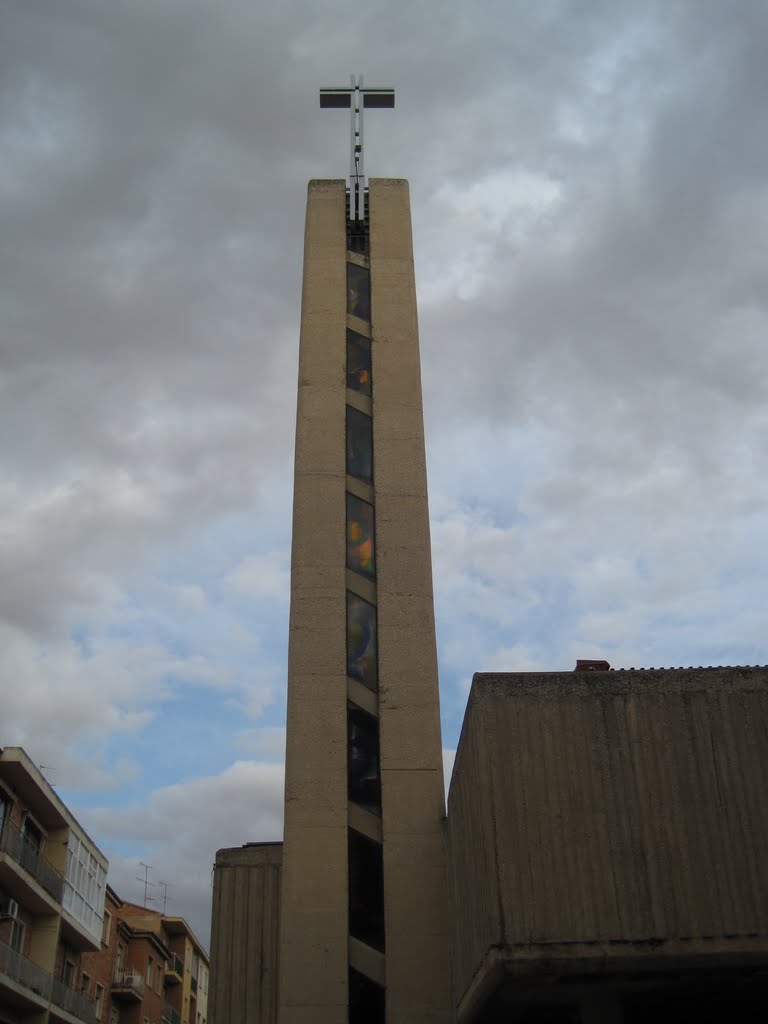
<box><xmin>347</xmin><ymin>592</ymin><xmax>377</xmax><ymax>689</ymax></box>
<box><xmin>348</xmin><ymin>705</ymin><xmax>381</xmax><ymax>813</ymax></box>
<box><xmin>346</xmin><ymin>406</ymin><xmax>373</xmax><ymax>483</ymax></box>
<box><xmin>347</xmin><ymin>331</ymin><xmax>372</xmax><ymax>395</ymax></box>
<box><xmin>346</xmin><ymin>493</ymin><xmax>375</xmax><ymax>579</ymax></box>
<box><xmin>347</xmin><ymin>263</ymin><xmax>371</xmax><ymax>321</ymax></box>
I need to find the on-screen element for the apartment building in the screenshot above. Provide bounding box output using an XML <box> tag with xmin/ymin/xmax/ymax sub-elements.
<box><xmin>81</xmin><ymin>896</ymin><xmax>208</xmax><ymax>1024</ymax></box>
<box><xmin>0</xmin><ymin>745</ymin><xmax>108</xmax><ymax>1024</ymax></box>
<box><xmin>162</xmin><ymin>919</ymin><xmax>207</xmax><ymax>1024</ymax></box>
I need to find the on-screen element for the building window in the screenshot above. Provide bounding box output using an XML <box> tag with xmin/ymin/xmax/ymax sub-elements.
<box><xmin>9</xmin><ymin>919</ymin><xmax>25</xmax><ymax>955</ymax></box>
<box><xmin>348</xmin><ymin>830</ymin><xmax>385</xmax><ymax>951</ymax></box>
<box><xmin>349</xmin><ymin>966</ymin><xmax>385</xmax><ymax>1024</ymax></box>
<box><xmin>22</xmin><ymin>815</ymin><xmax>43</xmax><ymax>854</ymax></box>
<box><xmin>346</xmin><ymin>493</ymin><xmax>375</xmax><ymax>579</ymax></box>
<box><xmin>95</xmin><ymin>983</ymin><xmax>104</xmax><ymax>1017</ymax></box>
<box><xmin>110</xmin><ymin>1008</ymin><xmax>119</xmax><ymax>1024</ymax></box>
<box><xmin>147</xmin><ymin>956</ymin><xmax>153</xmax><ymax>987</ymax></box>
<box><xmin>80</xmin><ymin>972</ymin><xmax>91</xmax><ymax>995</ymax></box>
<box><xmin>63</xmin><ymin>831</ymin><xmax>106</xmax><ymax>942</ymax></box>
<box><xmin>347</xmin><ymin>263</ymin><xmax>370</xmax><ymax>321</ymax></box>
<box><xmin>346</xmin><ymin>406</ymin><xmax>373</xmax><ymax>484</ymax></box>
<box><xmin>348</xmin><ymin>704</ymin><xmax>381</xmax><ymax>814</ymax></box>
<box><xmin>102</xmin><ymin>910</ymin><xmax>112</xmax><ymax>945</ymax></box>
<box><xmin>347</xmin><ymin>592</ymin><xmax>378</xmax><ymax>690</ymax></box>
<box><xmin>347</xmin><ymin>331</ymin><xmax>372</xmax><ymax>395</ymax></box>
<box><xmin>0</xmin><ymin>790</ymin><xmax>9</xmax><ymax>836</ymax></box>
<box><xmin>63</xmin><ymin>959</ymin><xmax>76</xmax><ymax>987</ymax></box>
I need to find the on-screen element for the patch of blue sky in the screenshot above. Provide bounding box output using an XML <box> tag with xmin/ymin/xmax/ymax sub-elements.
<box><xmin>70</xmin><ymin>627</ymin><xmax>93</xmax><ymax>658</ymax></box>
<box><xmin>428</xmin><ymin>431</ymin><xmax>550</xmax><ymax>527</ymax></box>
<box><xmin>119</xmin><ymin>689</ymin><xmax>271</xmax><ymax>781</ymax></box>
<box><xmin>91</xmin><ymin>838</ymin><xmax>149</xmax><ymax>860</ymax></box>
<box><xmin>61</xmin><ymin>515</ymin><xmax>292</xmax><ymax>808</ymax></box>
<box><xmin>147</xmin><ymin>505</ymin><xmax>292</xmax><ymax>580</ymax></box>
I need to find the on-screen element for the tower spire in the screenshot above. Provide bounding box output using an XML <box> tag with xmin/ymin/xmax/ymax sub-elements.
<box><xmin>320</xmin><ymin>75</ymin><xmax>395</xmax><ymax>224</ymax></box>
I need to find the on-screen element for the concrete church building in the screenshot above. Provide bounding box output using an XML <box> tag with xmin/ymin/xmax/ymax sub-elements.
<box><xmin>208</xmin><ymin>82</ymin><xmax>768</xmax><ymax>1024</ymax></box>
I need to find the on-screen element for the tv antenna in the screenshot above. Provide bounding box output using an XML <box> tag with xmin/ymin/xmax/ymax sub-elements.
<box><xmin>137</xmin><ymin>862</ymin><xmax>156</xmax><ymax>907</ymax></box>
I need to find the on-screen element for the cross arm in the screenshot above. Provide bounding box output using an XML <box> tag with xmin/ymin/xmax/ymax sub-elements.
<box><xmin>319</xmin><ymin>89</ymin><xmax>352</xmax><ymax>108</ymax></box>
<box><xmin>363</xmin><ymin>90</ymin><xmax>395</xmax><ymax>108</ymax></box>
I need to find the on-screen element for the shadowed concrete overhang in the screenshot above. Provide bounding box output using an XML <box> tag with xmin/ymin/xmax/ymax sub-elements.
<box><xmin>446</xmin><ymin>667</ymin><xmax>768</xmax><ymax>1023</ymax></box>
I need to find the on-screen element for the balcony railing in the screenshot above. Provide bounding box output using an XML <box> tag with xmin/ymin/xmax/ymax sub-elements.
<box><xmin>162</xmin><ymin>1002</ymin><xmax>181</xmax><ymax>1024</ymax></box>
<box><xmin>0</xmin><ymin>820</ymin><xmax>65</xmax><ymax>902</ymax></box>
<box><xmin>112</xmin><ymin>968</ymin><xmax>145</xmax><ymax>1001</ymax></box>
<box><xmin>0</xmin><ymin>938</ymin><xmax>51</xmax><ymax>1000</ymax></box>
<box><xmin>165</xmin><ymin>953</ymin><xmax>184</xmax><ymax>981</ymax></box>
<box><xmin>0</xmin><ymin>938</ymin><xmax>99</xmax><ymax>1022</ymax></box>
<box><xmin>51</xmin><ymin>975</ymin><xmax>99</xmax><ymax>1023</ymax></box>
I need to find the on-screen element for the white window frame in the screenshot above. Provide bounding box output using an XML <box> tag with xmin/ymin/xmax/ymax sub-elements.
<box><xmin>62</xmin><ymin>958</ymin><xmax>76</xmax><ymax>988</ymax></box>
<box><xmin>9</xmin><ymin>919</ymin><xmax>25</xmax><ymax>955</ymax></box>
<box><xmin>102</xmin><ymin>909</ymin><xmax>112</xmax><ymax>945</ymax></box>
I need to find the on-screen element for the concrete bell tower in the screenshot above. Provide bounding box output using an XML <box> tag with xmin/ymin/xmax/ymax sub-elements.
<box><xmin>277</xmin><ymin>78</ymin><xmax>451</xmax><ymax>1024</ymax></box>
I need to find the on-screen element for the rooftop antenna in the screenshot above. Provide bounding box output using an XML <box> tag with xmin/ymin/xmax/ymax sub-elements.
<box><xmin>320</xmin><ymin>75</ymin><xmax>395</xmax><ymax>224</ymax></box>
<box><xmin>137</xmin><ymin>862</ymin><xmax>156</xmax><ymax>908</ymax></box>
<box><xmin>157</xmin><ymin>880</ymin><xmax>172</xmax><ymax>914</ymax></box>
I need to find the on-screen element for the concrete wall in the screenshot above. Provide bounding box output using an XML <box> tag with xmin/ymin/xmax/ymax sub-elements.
<box><xmin>209</xmin><ymin>844</ymin><xmax>281</xmax><ymax>1024</ymax></box>
<box><xmin>447</xmin><ymin>667</ymin><xmax>768</xmax><ymax>1021</ymax></box>
<box><xmin>368</xmin><ymin>179</ymin><xmax>452</xmax><ymax>1024</ymax></box>
<box><xmin>277</xmin><ymin>179</ymin><xmax>451</xmax><ymax>1023</ymax></box>
<box><xmin>278</xmin><ymin>180</ymin><xmax>349</xmax><ymax>1024</ymax></box>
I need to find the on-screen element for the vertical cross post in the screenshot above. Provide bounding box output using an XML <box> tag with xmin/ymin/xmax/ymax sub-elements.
<box><xmin>320</xmin><ymin>75</ymin><xmax>395</xmax><ymax>224</ymax></box>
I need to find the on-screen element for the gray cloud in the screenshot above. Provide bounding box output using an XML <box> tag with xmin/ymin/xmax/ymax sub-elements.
<box><xmin>80</xmin><ymin>760</ymin><xmax>285</xmax><ymax>946</ymax></box>
<box><xmin>2</xmin><ymin>0</ymin><xmax>768</xmax><ymax>939</ymax></box>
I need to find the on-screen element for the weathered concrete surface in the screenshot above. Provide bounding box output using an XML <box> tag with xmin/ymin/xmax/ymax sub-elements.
<box><xmin>278</xmin><ymin>180</ymin><xmax>349</xmax><ymax>1024</ymax></box>
<box><xmin>209</xmin><ymin>843</ymin><xmax>282</xmax><ymax>1024</ymax></box>
<box><xmin>369</xmin><ymin>179</ymin><xmax>452</xmax><ymax>1024</ymax></box>
<box><xmin>447</xmin><ymin>667</ymin><xmax>768</xmax><ymax>1022</ymax></box>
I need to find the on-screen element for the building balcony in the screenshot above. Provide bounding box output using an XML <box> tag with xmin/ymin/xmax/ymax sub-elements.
<box><xmin>0</xmin><ymin>819</ymin><xmax>65</xmax><ymax>906</ymax></box>
<box><xmin>112</xmin><ymin>968</ymin><xmax>145</xmax><ymax>1002</ymax></box>
<box><xmin>50</xmin><ymin>975</ymin><xmax>99</xmax><ymax>1024</ymax></box>
<box><xmin>165</xmin><ymin>952</ymin><xmax>184</xmax><ymax>983</ymax></box>
<box><xmin>0</xmin><ymin>937</ymin><xmax>52</xmax><ymax>1010</ymax></box>
<box><xmin>162</xmin><ymin>1001</ymin><xmax>182</xmax><ymax>1024</ymax></box>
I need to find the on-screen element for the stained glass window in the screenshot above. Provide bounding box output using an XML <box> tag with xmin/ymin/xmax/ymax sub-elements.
<box><xmin>347</xmin><ymin>592</ymin><xmax>377</xmax><ymax>689</ymax></box>
<box><xmin>346</xmin><ymin>493</ymin><xmax>375</xmax><ymax>579</ymax></box>
<box><xmin>347</xmin><ymin>263</ymin><xmax>371</xmax><ymax>321</ymax></box>
<box><xmin>348</xmin><ymin>705</ymin><xmax>381</xmax><ymax>813</ymax></box>
<box><xmin>349</xmin><ymin>967</ymin><xmax>385</xmax><ymax>1024</ymax></box>
<box><xmin>347</xmin><ymin>331</ymin><xmax>372</xmax><ymax>395</ymax></box>
<box><xmin>346</xmin><ymin>406</ymin><xmax>373</xmax><ymax>483</ymax></box>
<box><xmin>348</xmin><ymin>830</ymin><xmax>385</xmax><ymax>951</ymax></box>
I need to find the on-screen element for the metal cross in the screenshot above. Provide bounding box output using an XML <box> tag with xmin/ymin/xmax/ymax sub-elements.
<box><xmin>320</xmin><ymin>75</ymin><xmax>395</xmax><ymax>224</ymax></box>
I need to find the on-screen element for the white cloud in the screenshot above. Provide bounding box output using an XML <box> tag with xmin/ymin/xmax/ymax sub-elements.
<box><xmin>80</xmin><ymin>760</ymin><xmax>285</xmax><ymax>948</ymax></box>
<box><xmin>2</xmin><ymin>0</ymin><xmax>768</xmax><ymax>938</ymax></box>
<box><xmin>225</xmin><ymin>552</ymin><xmax>290</xmax><ymax>601</ymax></box>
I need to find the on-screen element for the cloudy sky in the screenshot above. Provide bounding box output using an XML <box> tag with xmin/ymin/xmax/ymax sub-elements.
<box><xmin>3</xmin><ymin>0</ymin><xmax>768</xmax><ymax>947</ymax></box>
